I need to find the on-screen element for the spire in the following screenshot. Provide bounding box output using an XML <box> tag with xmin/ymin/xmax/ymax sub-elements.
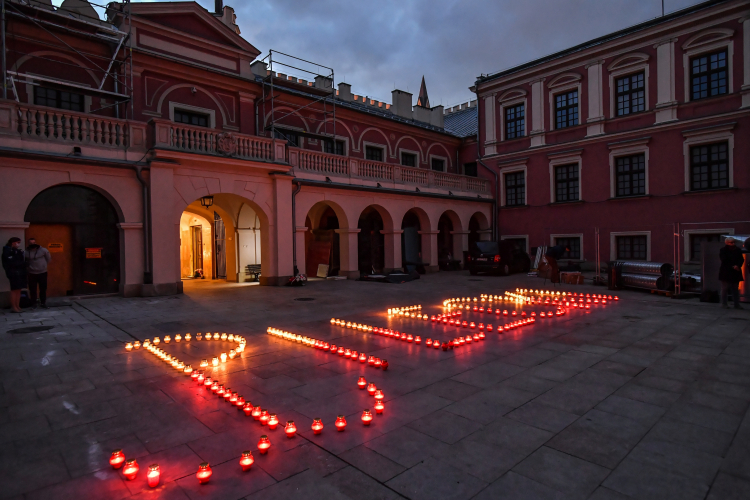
<box><xmin>417</xmin><ymin>76</ymin><xmax>430</xmax><ymax>108</ymax></box>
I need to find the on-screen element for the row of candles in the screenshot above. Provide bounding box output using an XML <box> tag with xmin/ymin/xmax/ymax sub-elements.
<box><xmin>124</xmin><ymin>332</ymin><xmax>246</xmax><ymax>353</ymax></box>
<box><xmin>267</xmin><ymin>327</ymin><xmax>390</xmax><ymax>370</ymax></box>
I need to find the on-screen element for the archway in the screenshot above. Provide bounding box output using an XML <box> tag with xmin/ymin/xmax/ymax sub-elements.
<box><xmin>401</xmin><ymin>209</ymin><xmax>422</xmax><ymax>272</ymax></box>
<box><xmin>179</xmin><ymin>211</ymin><xmax>213</xmax><ymax>279</ymax></box>
<box><xmin>304</xmin><ymin>203</ymin><xmax>341</xmax><ymax>277</ymax></box>
<box><xmin>438</xmin><ymin>213</ymin><xmax>454</xmax><ymax>269</ymax></box>
<box><xmin>469</xmin><ymin>212</ymin><xmax>490</xmax><ymax>250</ymax></box>
<box><xmin>25</xmin><ymin>184</ymin><xmax>120</xmax><ymax>297</ymax></box>
<box><xmin>358</xmin><ymin>207</ymin><xmax>385</xmax><ymax>274</ymax></box>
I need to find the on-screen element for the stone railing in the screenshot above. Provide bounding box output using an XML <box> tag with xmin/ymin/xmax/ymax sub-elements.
<box><xmin>150</xmin><ymin>119</ymin><xmax>284</xmax><ymax>162</ymax></box>
<box><xmin>289</xmin><ymin>147</ymin><xmax>490</xmax><ymax>195</ymax></box>
<box><xmin>16</xmin><ymin>104</ymin><xmax>131</xmax><ymax>148</ymax></box>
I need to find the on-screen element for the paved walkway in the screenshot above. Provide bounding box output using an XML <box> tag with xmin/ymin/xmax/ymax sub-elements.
<box><xmin>1</xmin><ymin>273</ymin><xmax>749</xmax><ymax>500</ymax></box>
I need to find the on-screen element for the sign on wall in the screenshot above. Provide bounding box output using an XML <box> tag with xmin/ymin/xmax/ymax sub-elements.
<box><xmin>85</xmin><ymin>248</ymin><xmax>103</xmax><ymax>259</ymax></box>
<box><xmin>48</xmin><ymin>243</ymin><xmax>64</xmax><ymax>253</ymax></box>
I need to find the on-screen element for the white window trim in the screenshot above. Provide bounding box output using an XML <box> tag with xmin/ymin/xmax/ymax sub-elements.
<box><xmin>323</xmin><ymin>135</ymin><xmax>349</xmax><ymax>156</ymax></box>
<box><xmin>398</xmin><ymin>148</ymin><xmax>420</xmax><ymax>167</ymax></box>
<box><xmin>548</xmin><ymin>153</ymin><xmax>583</xmax><ymax>204</ymax></box>
<box><xmin>608</xmin><ymin>138</ymin><xmax>650</xmax><ymax>198</ymax></box>
<box><xmin>550</xmin><ymin>233</ymin><xmax>584</xmax><ymax>261</ymax></box>
<box><xmin>429</xmin><ymin>154</ymin><xmax>447</xmax><ymax>172</ymax></box>
<box><xmin>683</xmin><ymin>36</ymin><xmax>734</xmax><ymax>103</ymax></box>
<box><xmin>610</xmin><ymin>231</ymin><xmax>651</xmax><ymax>261</ymax></box>
<box><xmin>169</xmin><ymin>101</ymin><xmax>216</xmax><ymax>129</ymax></box>
<box><xmin>498</xmin><ymin>160</ymin><xmax>527</xmax><ymax>207</ymax></box>
<box><xmin>609</xmin><ymin>64</ymin><xmax>650</xmax><ymax>119</ymax></box>
<box><xmin>499</xmin><ymin>97</ymin><xmax>527</xmax><ymax>141</ymax></box>
<box><xmin>500</xmin><ymin>234</ymin><xmax>529</xmax><ymax>253</ymax></box>
<box><xmin>549</xmin><ymin>83</ymin><xmax>582</xmax><ymax>131</ymax></box>
<box><xmin>683</xmin><ymin>228</ymin><xmax>734</xmax><ymax>263</ymax></box>
<box><xmin>363</xmin><ymin>141</ymin><xmax>387</xmax><ymax>162</ymax></box>
<box><xmin>682</xmin><ymin>123</ymin><xmax>735</xmax><ymax>192</ymax></box>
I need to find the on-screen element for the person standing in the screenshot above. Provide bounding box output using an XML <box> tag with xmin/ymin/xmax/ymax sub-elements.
<box><xmin>25</xmin><ymin>238</ymin><xmax>51</xmax><ymax>309</ymax></box>
<box><xmin>719</xmin><ymin>237</ymin><xmax>744</xmax><ymax>310</ymax></box>
<box><xmin>544</xmin><ymin>244</ymin><xmax>570</xmax><ymax>284</ymax></box>
<box><xmin>2</xmin><ymin>237</ymin><xmax>26</xmax><ymax>313</ymax></box>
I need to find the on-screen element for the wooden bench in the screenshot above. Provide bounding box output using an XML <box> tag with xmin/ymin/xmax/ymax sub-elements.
<box><xmin>245</xmin><ymin>264</ymin><xmax>261</xmax><ymax>282</ymax></box>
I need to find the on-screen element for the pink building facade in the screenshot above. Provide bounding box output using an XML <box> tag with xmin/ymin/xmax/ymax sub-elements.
<box><xmin>0</xmin><ymin>0</ymin><xmax>491</xmax><ymax>306</ymax></box>
<box><xmin>474</xmin><ymin>0</ymin><xmax>750</xmax><ymax>268</ymax></box>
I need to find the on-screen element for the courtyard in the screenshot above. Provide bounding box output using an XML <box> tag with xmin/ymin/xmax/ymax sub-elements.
<box><xmin>1</xmin><ymin>272</ymin><xmax>749</xmax><ymax>500</ymax></box>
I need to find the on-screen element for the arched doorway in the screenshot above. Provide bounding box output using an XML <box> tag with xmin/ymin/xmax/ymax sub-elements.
<box><xmin>25</xmin><ymin>185</ymin><xmax>120</xmax><ymax>297</ymax></box>
<box><xmin>401</xmin><ymin>209</ymin><xmax>422</xmax><ymax>272</ymax></box>
<box><xmin>304</xmin><ymin>204</ymin><xmax>341</xmax><ymax>277</ymax></box>
<box><xmin>358</xmin><ymin>207</ymin><xmax>385</xmax><ymax>274</ymax></box>
<box><xmin>438</xmin><ymin>213</ymin><xmax>454</xmax><ymax>269</ymax></box>
<box><xmin>179</xmin><ymin>211</ymin><xmax>213</xmax><ymax>279</ymax></box>
<box><xmin>237</xmin><ymin>204</ymin><xmax>262</xmax><ymax>282</ymax></box>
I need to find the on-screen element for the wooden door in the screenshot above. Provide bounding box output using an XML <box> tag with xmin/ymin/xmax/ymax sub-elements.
<box><xmin>26</xmin><ymin>223</ymin><xmax>74</xmax><ymax>297</ymax></box>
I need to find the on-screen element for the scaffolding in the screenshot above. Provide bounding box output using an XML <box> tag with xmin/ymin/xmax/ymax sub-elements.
<box><xmin>259</xmin><ymin>50</ymin><xmax>336</xmax><ymax>148</ymax></box>
<box><xmin>1</xmin><ymin>0</ymin><xmax>133</xmax><ymax>118</ymax></box>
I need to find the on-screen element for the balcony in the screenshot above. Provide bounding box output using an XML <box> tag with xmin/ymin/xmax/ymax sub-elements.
<box><xmin>289</xmin><ymin>147</ymin><xmax>491</xmax><ymax>198</ymax></box>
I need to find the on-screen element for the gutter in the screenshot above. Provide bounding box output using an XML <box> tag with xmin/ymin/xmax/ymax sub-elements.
<box><xmin>475</xmin><ymin>128</ymin><xmax>498</xmax><ymax>241</ymax></box>
<box><xmin>133</xmin><ymin>165</ymin><xmax>152</xmax><ymax>285</ymax></box>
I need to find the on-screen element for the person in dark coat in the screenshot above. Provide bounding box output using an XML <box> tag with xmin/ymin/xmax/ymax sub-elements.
<box><xmin>719</xmin><ymin>237</ymin><xmax>744</xmax><ymax>309</ymax></box>
<box><xmin>544</xmin><ymin>244</ymin><xmax>570</xmax><ymax>284</ymax></box>
<box><xmin>2</xmin><ymin>237</ymin><xmax>26</xmax><ymax>313</ymax></box>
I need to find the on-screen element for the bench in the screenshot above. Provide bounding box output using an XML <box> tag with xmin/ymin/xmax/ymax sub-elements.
<box><xmin>245</xmin><ymin>264</ymin><xmax>261</xmax><ymax>282</ymax></box>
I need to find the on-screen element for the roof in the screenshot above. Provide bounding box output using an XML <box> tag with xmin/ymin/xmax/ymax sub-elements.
<box><xmin>476</xmin><ymin>0</ymin><xmax>730</xmax><ymax>85</ymax></box>
<box><xmin>444</xmin><ymin>106</ymin><xmax>478</xmax><ymax>138</ymax></box>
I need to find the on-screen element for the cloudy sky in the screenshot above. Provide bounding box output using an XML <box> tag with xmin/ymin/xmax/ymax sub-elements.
<box><xmin>94</xmin><ymin>0</ymin><xmax>707</xmax><ymax>107</ymax></box>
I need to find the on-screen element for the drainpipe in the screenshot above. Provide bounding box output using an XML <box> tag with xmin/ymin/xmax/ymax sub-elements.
<box><xmin>475</xmin><ymin>135</ymin><xmax>498</xmax><ymax>241</ymax></box>
<box><xmin>291</xmin><ymin>180</ymin><xmax>302</xmax><ymax>276</ymax></box>
<box><xmin>134</xmin><ymin>165</ymin><xmax>153</xmax><ymax>284</ymax></box>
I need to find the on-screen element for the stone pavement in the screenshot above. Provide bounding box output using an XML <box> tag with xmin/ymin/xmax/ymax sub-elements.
<box><xmin>1</xmin><ymin>273</ymin><xmax>749</xmax><ymax>500</ymax></box>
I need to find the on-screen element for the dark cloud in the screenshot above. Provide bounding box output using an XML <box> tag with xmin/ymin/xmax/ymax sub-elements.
<box><xmin>191</xmin><ymin>0</ymin><xmax>704</xmax><ymax>107</ymax></box>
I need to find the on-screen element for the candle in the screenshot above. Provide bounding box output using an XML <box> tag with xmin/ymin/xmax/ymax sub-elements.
<box><xmin>268</xmin><ymin>414</ymin><xmax>279</xmax><ymax>430</ymax></box>
<box><xmin>259</xmin><ymin>409</ymin><xmax>270</xmax><ymax>425</ymax></box>
<box><xmin>147</xmin><ymin>464</ymin><xmax>160</xmax><ymax>488</ymax></box>
<box><xmin>122</xmin><ymin>459</ymin><xmax>139</xmax><ymax>480</ymax></box>
<box><xmin>375</xmin><ymin>400</ymin><xmax>384</xmax><ymax>414</ymax></box>
<box><xmin>335</xmin><ymin>415</ymin><xmax>347</xmax><ymax>431</ymax></box>
<box><xmin>284</xmin><ymin>420</ymin><xmax>297</xmax><ymax>438</ymax></box>
<box><xmin>357</xmin><ymin>377</ymin><xmax>367</xmax><ymax>389</ymax></box>
<box><xmin>240</xmin><ymin>451</ymin><xmax>254</xmax><ymax>471</ymax></box>
<box><xmin>361</xmin><ymin>409</ymin><xmax>373</xmax><ymax>426</ymax></box>
<box><xmin>367</xmin><ymin>383</ymin><xmax>377</xmax><ymax>395</ymax></box>
<box><xmin>109</xmin><ymin>449</ymin><xmax>125</xmax><ymax>469</ymax></box>
<box><xmin>374</xmin><ymin>390</ymin><xmax>384</xmax><ymax>402</ymax></box>
<box><xmin>125</xmin><ymin>343</ymin><xmax>133</xmax><ymax>351</ymax></box>
<box><xmin>381</xmin><ymin>360</ymin><xmax>389</xmax><ymax>371</ymax></box>
<box><xmin>258</xmin><ymin>435</ymin><xmax>271</xmax><ymax>454</ymax></box>
<box><xmin>196</xmin><ymin>462</ymin><xmax>212</xmax><ymax>484</ymax></box>
<box><xmin>312</xmin><ymin>418</ymin><xmax>324</xmax><ymax>434</ymax></box>
<box><xmin>243</xmin><ymin>403</ymin><xmax>253</xmax><ymax>416</ymax></box>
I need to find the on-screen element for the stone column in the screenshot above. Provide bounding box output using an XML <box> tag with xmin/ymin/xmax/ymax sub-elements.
<box><xmin>0</xmin><ymin>222</ymin><xmax>29</xmax><ymax>308</ymax></box>
<box><xmin>529</xmin><ymin>78</ymin><xmax>546</xmax><ymax>147</ymax></box>
<box><xmin>418</xmin><ymin>230</ymin><xmax>439</xmax><ymax>273</ymax></box>
<box><xmin>295</xmin><ymin>226</ymin><xmax>308</xmax><ymax>277</ymax></box>
<box><xmin>586</xmin><ymin>60</ymin><xmax>605</xmax><ymax>136</ymax></box>
<box><xmin>148</xmin><ymin>164</ymin><xmax>181</xmax><ymax>296</ymax></box>
<box><xmin>335</xmin><ymin>228</ymin><xmax>361</xmax><ymax>279</ymax></box>
<box><xmin>654</xmin><ymin>38</ymin><xmax>678</xmax><ymax>123</ymax></box>
<box><xmin>742</xmin><ymin>17</ymin><xmax>750</xmax><ymax>108</ymax></box>
<box><xmin>263</xmin><ymin>172</ymin><xmax>294</xmax><ymax>285</ymax></box>
<box><xmin>483</xmin><ymin>94</ymin><xmax>497</xmax><ymax>155</ymax></box>
<box><xmin>381</xmin><ymin>230</ymin><xmax>403</xmax><ymax>273</ymax></box>
<box><xmin>117</xmin><ymin>222</ymin><xmax>144</xmax><ymax>297</ymax></box>
<box><xmin>451</xmin><ymin>230</ymin><xmax>470</xmax><ymax>268</ymax></box>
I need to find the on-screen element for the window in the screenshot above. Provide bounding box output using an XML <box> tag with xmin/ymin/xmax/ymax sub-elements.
<box><xmin>401</xmin><ymin>152</ymin><xmax>416</xmax><ymax>167</ymax></box>
<box><xmin>690</xmin><ymin>142</ymin><xmax>728</xmax><ymax>191</ymax></box>
<box><xmin>34</xmin><ymin>87</ymin><xmax>83</xmax><ymax>112</ymax></box>
<box><xmin>324</xmin><ymin>139</ymin><xmax>345</xmax><ymax>155</ymax></box>
<box><xmin>555</xmin><ymin>164</ymin><xmax>579</xmax><ymax>202</ymax></box>
<box><xmin>505</xmin><ymin>171</ymin><xmax>525</xmax><ymax>206</ymax></box>
<box><xmin>463</xmin><ymin>162</ymin><xmax>477</xmax><ymax>177</ymax></box>
<box><xmin>616</xmin><ymin>235</ymin><xmax>647</xmax><ymax>260</ymax></box>
<box><xmin>691</xmin><ymin>50</ymin><xmax>727</xmax><ymax>100</ymax></box>
<box><xmin>690</xmin><ymin>233</ymin><xmax>724</xmax><ymax>262</ymax></box>
<box><xmin>365</xmin><ymin>145</ymin><xmax>383</xmax><ymax>161</ymax></box>
<box><xmin>554</xmin><ymin>237</ymin><xmax>580</xmax><ymax>259</ymax></box>
<box><xmin>555</xmin><ymin>90</ymin><xmax>578</xmax><ymax>129</ymax></box>
<box><xmin>174</xmin><ymin>109</ymin><xmax>209</xmax><ymax>128</ymax></box>
<box><xmin>505</xmin><ymin>103</ymin><xmax>525</xmax><ymax>139</ymax></box>
<box><xmin>274</xmin><ymin>129</ymin><xmax>299</xmax><ymax>147</ymax></box>
<box><xmin>616</xmin><ymin>72</ymin><xmax>645</xmax><ymax>116</ymax></box>
<box><xmin>431</xmin><ymin>158</ymin><xmax>445</xmax><ymax>172</ymax></box>
<box><xmin>616</xmin><ymin>154</ymin><xmax>646</xmax><ymax>197</ymax></box>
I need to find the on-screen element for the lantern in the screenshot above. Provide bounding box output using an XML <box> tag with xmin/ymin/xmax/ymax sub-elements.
<box><xmin>368</xmin><ymin>356</ymin><xmax>375</xmax><ymax>366</ymax></box>
<box><xmin>381</xmin><ymin>360</ymin><xmax>389</xmax><ymax>371</ymax></box>
<box><xmin>338</xmin><ymin>347</ymin><xmax>345</xmax><ymax>356</ymax></box>
<box><xmin>335</xmin><ymin>415</ymin><xmax>347</xmax><ymax>431</ymax></box>
<box><xmin>109</xmin><ymin>449</ymin><xmax>125</xmax><ymax>469</ymax></box>
<box><xmin>374</xmin><ymin>358</ymin><xmax>382</xmax><ymax>368</ymax></box>
<box><xmin>240</xmin><ymin>451</ymin><xmax>254</xmax><ymax>471</ymax></box>
<box><xmin>164</xmin><ymin>336</ymin><xmax>171</xmax><ymax>344</ymax></box>
<box><xmin>503</xmin><ymin>310</ymin><xmax>508</xmax><ymax>316</ymax></box>
<box><xmin>123</xmin><ymin>459</ymin><xmax>139</xmax><ymax>480</ymax></box>
<box><xmin>185</xmin><ymin>333</ymin><xmax>191</xmax><ymax>341</ymax></box>
<box><xmin>216</xmin><ymin>385</ymin><xmax>225</xmax><ymax>396</ymax></box>
<box><xmin>312</xmin><ymin>418</ymin><xmax>324</xmax><ymax>434</ymax></box>
<box><xmin>125</xmin><ymin>343</ymin><xmax>133</xmax><ymax>351</ymax></box>
<box><xmin>374</xmin><ymin>390</ymin><xmax>384</xmax><ymax>402</ymax></box>
<box><xmin>203</xmin><ymin>377</ymin><xmax>213</xmax><ymax>387</ymax></box>
<box><xmin>351</xmin><ymin>350</ymin><xmax>358</xmax><ymax>360</ymax></box>
<box><xmin>260</xmin><ymin>409</ymin><xmax>270</xmax><ymax>426</ymax></box>
<box><xmin>243</xmin><ymin>403</ymin><xmax>253</xmax><ymax>416</ymax></box>
<box><xmin>284</xmin><ymin>420</ymin><xmax>297</xmax><ymax>438</ymax></box>
<box><xmin>361</xmin><ymin>409</ymin><xmax>373</xmax><ymax>426</ymax></box>
<box><xmin>212</xmin><ymin>357</ymin><xmax>219</xmax><ymax>367</ymax></box>
<box><xmin>375</xmin><ymin>400</ymin><xmax>385</xmax><ymax>414</ymax></box>
<box><xmin>210</xmin><ymin>382</ymin><xmax>219</xmax><ymax>393</ymax></box>
<box><xmin>330</xmin><ymin>344</ymin><xmax>337</xmax><ymax>353</ymax></box>
<box><xmin>147</xmin><ymin>464</ymin><xmax>160</xmax><ymax>488</ymax></box>
<box><xmin>196</xmin><ymin>462</ymin><xmax>212</xmax><ymax>484</ymax></box>
<box><xmin>367</xmin><ymin>383</ymin><xmax>377</xmax><ymax>395</ymax></box>
<box><xmin>134</xmin><ymin>341</ymin><xmax>141</xmax><ymax>349</ymax></box>
<box><xmin>359</xmin><ymin>353</ymin><xmax>367</xmax><ymax>363</ymax></box>
<box><xmin>153</xmin><ymin>337</ymin><xmax>161</xmax><ymax>345</ymax></box>
<box><xmin>175</xmin><ymin>334</ymin><xmax>182</xmax><ymax>343</ymax></box>
<box><xmin>252</xmin><ymin>406</ymin><xmax>262</xmax><ymax>420</ymax></box>
<box><xmin>200</xmin><ymin>359</ymin><xmax>208</xmax><ymax>368</ymax></box>
<box><xmin>268</xmin><ymin>414</ymin><xmax>279</xmax><ymax>430</ymax></box>
<box><xmin>433</xmin><ymin>340</ymin><xmax>440</xmax><ymax>349</ymax></box>
<box><xmin>221</xmin><ymin>333</ymin><xmax>227</xmax><ymax>341</ymax></box>
<box><xmin>220</xmin><ymin>352</ymin><xmax>227</xmax><ymax>363</ymax></box>
<box><xmin>258</xmin><ymin>435</ymin><xmax>271</xmax><ymax>454</ymax></box>
<box><xmin>357</xmin><ymin>377</ymin><xmax>367</xmax><ymax>389</ymax></box>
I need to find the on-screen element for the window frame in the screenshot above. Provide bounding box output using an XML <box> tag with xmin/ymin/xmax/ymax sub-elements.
<box><xmin>550</xmin><ymin>234</ymin><xmax>583</xmax><ymax>261</ymax></box>
<box><xmin>614</xmin><ymin>71</ymin><xmax>647</xmax><ymax>117</ymax></box>
<box><xmin>498</xmin><ymin>161</ymin><xmax>527</xmax><ymax>207</ymax></box>
<box><xmin>548</xmin><ymin>153</ymin><xmax>582</xmax><ymax>204</ymax></box>
<box><xmin>682</xmin><ymin>124</ymin><xmax>734</xmax><ymax>192</ymax></box>
<box><xmin>615</xmin><ymin>153</ymin><xmax>647</xmax><ymax>198</ymax></box>
<box><xmin>174</xmin><ymin>109</ymin><xmax>210</xmax><ymax>128</ymax></box>
<box><xmin>688</xmin><ymin>141</ymin><xmax>730</xmax><ymax>192</ymax></box>
<box><xmin>429</xmin><ymin>154</ymin><xmax>447</xmax><ymax>172</ymax></box>
<box><xmin>607</xmin><ymin>53</ymin><xmax>650</xmax><ymax>119</ymax></box>
<box><xmin>611</xmin><ymin>232</ymin><xmax>651</xmax><ymax>261</ymax></box>
<box><xmin>608</xmin><ymin>138</ymin><xmax>649</xmax><ymax>198</ymax></box>
<box><xmin>552</xmin><ymin>88</ymin><xmax>580</xmax><ymax>130</ymax></box>
<box><xmin>399</xmin><ymin>148</ymin><xmax>419</xmax><ymax>168</ymax></box>
<box><xmin>364</xmin><ymin>143</ymin><xmax>386</xmax><ymax>162</ymax></box>
<box><xmin>683</xmin><ymin>228</ymin><xmax>733</xmax><ymax>263</ymax></box>
<box><xmin>682</xmin><ymin>31</ymin><xmax>734</xmax><ymax>103</ymax></box>
<box><xmin>323</xmin><ymin>138</ymin><xmax>347</xmax><ymax>156</ymax></box>
<box><xmin>504</xmin><ymin>171</ymin><xmax>526</xmax><ymax>207</ymax></box>
<box><xmin>169</xmin><ymin>102</ymin><xmax>216</xmax><ymax>129</ymax></box>
<box><xmin>503</xmin><ymin>101</ymin><xmax>526</xmax><ymax>140</ymax></box>
<box><xmin>33</xmin><ymin>86</ymin><xmax>85</xmax><ymax>112</ymax></box>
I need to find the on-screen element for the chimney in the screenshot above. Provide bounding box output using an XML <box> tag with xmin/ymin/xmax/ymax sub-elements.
<box><xmin>337</xmin><ymin>83</ymin><xmax>353</xmax><ymax>102</ymax></box>
<box><xmin>250</xmin><ymin>60</ymin><xmax>267</xmax><ymax>78</ymax></box>
<box><xmin>314</xmin><ymin>75</ymin><xmax>333</xmax><ymax>90</ymax></box>
<box><xmin>390</xmin><ymin>89</ymin><xmax>412</xmax><ymax>119</ymax></box>
<box><xmin>430</xmin><ymin>105</ymin><xmax>444</xmax><ymax>128</ymax></box>
<box><xmin>215</xmin><ymin>0</ymin><xmax>223</xmax><ymax>14</ymax></box>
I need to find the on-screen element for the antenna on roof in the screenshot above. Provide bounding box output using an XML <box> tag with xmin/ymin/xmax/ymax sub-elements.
<box><xmin>661</xmin><ymin>0</ymin><xmax>664</xmax><ymax>16</ymax></box>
